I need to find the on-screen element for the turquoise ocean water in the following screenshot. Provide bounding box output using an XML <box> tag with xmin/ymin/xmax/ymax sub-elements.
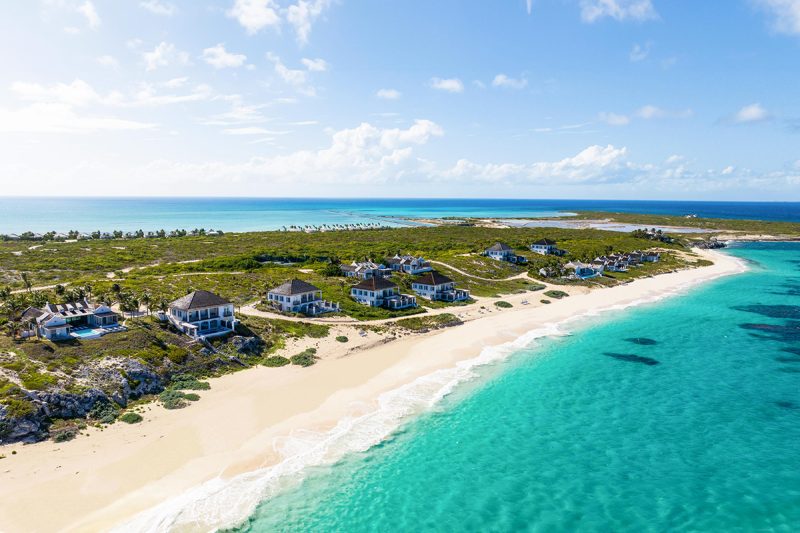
<box><xmin>1</xmin><ymin>198</ymin><xmax>800</xmax><ymax>233</ymax></box>
<box><xmin>231</xmin><ymin>242</ymin><xmax>800</xmax><ymax>532</ymax></box>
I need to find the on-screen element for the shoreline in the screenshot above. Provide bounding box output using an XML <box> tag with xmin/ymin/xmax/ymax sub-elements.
<box><xmin>0</xmin><ymin>250</ymin><xmax>746</xmax><ymax>532</ymax></box>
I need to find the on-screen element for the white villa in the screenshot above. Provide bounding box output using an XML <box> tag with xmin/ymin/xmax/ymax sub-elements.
<box><xmin>411</xmin><ymin>271</ymin><xmax>470</xmax><ymax>302</ymax></box>
<box><xmin>168</xmin><ymin>290</ymin><xmax>237</xmax><ymax>339</ymax></box>
<box><xmin>386</xmin><ymin>254</ymin><xmax>433</xmax><ymax>275</ymax></box>
<box><xmin>267</xmin><ymin>279</ymin><xmax>340</xmax><ymax>315</ymax></box>
<box><xmin>530</xmin><ymin>238</ymin><xmax>563</xmax><ymax>256</ymax></box>
<box><xmin>350</xmin><ymin>277</ymin><xmax>417</xmax><ymax>309</ymax></box>
<box><xmin>485</xmin><ymin>242</ymin><xmax>527</xmax><ymax>263</ymax></box>
<box><xmin>21</xmin><ymin>300</ymin><xmax>120</xmax><ymax>340</ymax></box>
<box><xmin>340</xmin><ymin>260</ymin><xmax>392</xmax><ymax>280</ymax></box>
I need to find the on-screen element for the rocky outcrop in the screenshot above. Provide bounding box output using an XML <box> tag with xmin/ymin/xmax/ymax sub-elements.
<box><xmin>693</xmin><ymin>238</ymin><xmax>727</xmax><ymax>249</ymax></box>
<box><xmin>0</xmin><ymin>357</ymin><xmax>165</xmax><ymax>445</ymax></box>
<box><xmin>230</xmin><ymin>335</ymin><xmax>264</xmax><ymax>355</ymax></box>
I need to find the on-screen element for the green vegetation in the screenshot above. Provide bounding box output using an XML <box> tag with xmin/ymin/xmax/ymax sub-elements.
<box><xmin>335</xmin><ymin>335</ymin><xmax>349</xmax><ymax>343</ymax></box>
<box><xmin>50</xmin><ymin>420</ymin><xmax>83</xmax><ymax>442</ymax></box>
<box><xmin>540</xmin><ymin>299</ymin><xmax>551</xmax><ymax>304</ymax></box>
<box><xmin>169</xmin><ymin>374</ymin><xmax>211</xmax><ymax>391</ymax></box>
<box><xmin>494</xmin><ymin>301</ymin><xmax>513</xmax><ymax>309</ymax></box>
<box><xmin>119</xmin><ymin>412</ymin><xmax>143</xmax><ymax>424</ymax></box>
<box><xmin>183</xmin><ymin>392</ymin><xmax>200</xmax><ymax>402</ymax></box>
<box><xmin>290</xmin><ymin>348</ymin><xmax>318</xmax><ymax>367</ymax></box>
<box><xmin>263</xmin><ymin>355</ymin><xmax>290</xmax><ymax>367</ymax></box>
<box><xmin>395</xmin><ymin>313</ymin><xmax>462</xmax><ymax>332</ymax></box>
<box><xmin>159</xmin><ymin>390</ymin><xmax>190</xmax><ymax>410</ymax></box>
<box><xmin>88</xmin><ymin>400</ymin><xmax>119</xmax><ymax>424</ymax></box>
<box><xmin>544</xmin><ymin>290</ymin><xmax>569</xmax><ymax>299</ymax></box>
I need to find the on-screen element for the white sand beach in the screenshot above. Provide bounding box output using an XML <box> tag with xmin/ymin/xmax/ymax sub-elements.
<box><xmin>0</xmin><ymin>250</ymin><xmax>745</xmax><ymax>533</ymax></box>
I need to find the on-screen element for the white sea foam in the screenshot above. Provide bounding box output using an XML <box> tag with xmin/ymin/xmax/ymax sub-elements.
<box><xmin>116</xmin><ymin>254</ymin><xmax>748</xmax><ymax>532</ymax></box>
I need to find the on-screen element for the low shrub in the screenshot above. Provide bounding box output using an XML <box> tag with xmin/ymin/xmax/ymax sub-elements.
<box><xmin>290</xmin><ymin>348</ymin><xmax>318</xmax><ymax>367</ymax></box>
<box><xmin>88</xmin><ymin>400</ymin><xmax>119</xmax><ymax>424</ymax></box>
<box><xmin>540</xmin><ymin>299</ymin><xmax>551</xmax><ymax>304</ymax></box>
<box><xmin>119</xmin><ymin>412</ymin><xmax>143</xmax><ymax>424</ymax></box>
<box><xmin>159</xmin><ymin>390</ymin><xmax>188</xmax><ymax>410</ymax></box>
<box><xmin>50</xmin><ymin>421</ymin><xmax>82</xmax><ymax>442</ymax></box>
<box><xmin>169</xmin><ymin>374</ymin><xmax>210</xmax><ymax>391</ymax></box>
<box><xmin>263</xmin><ymin>356</ymin><xmax>290</xmax><ymax>367</ymax></box>
<box><xmin>335</xmin><ymin>336</ymin><xmax>349</xmax><ymax>343</ymax></box>
<box><xmin>494</xmin><ymin>301</ymin><xmax>513</xmax><ymax>309</ymax></box>
<box><xmin>544</xmin><ymin>290</ymin><xmax>569</xmax><ymax>299</ymax></box>
<box><xmin>183</xmin><ymin>393</ymin><xmax>200</xmax><ymax>402</ymax></box>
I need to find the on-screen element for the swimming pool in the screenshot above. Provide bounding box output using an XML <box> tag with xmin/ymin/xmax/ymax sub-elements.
<box><xmin>70</xmin><ymin>327</ymin><xmax>105</xmax><ymax>339</ymax></box>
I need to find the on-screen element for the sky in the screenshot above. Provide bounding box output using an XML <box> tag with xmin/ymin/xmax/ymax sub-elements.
<box><xmin>0</xmin><ymin>0</ymin><xmax>799</xmax><ymax>200</ymax></box>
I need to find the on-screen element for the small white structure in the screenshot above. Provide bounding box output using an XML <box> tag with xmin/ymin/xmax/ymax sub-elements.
<box><xmin>168</xmin><ymin>290</ymin><xmax>237</xmax><ymax>339</ymax></box>
<box><xmin>340</xmin><ymin>260</ymin><xmax>392</xmax><ymax>280</ymax></box>
<box><xmin>266</xmin><ymin>279</ymin><xmax>340</xmax><ymax>315</ymax></box>
<box><xmin>350</xmin><ymin>277</ymin><xmax>417</xmax><ymax>309</ymax></box>
<box><xmin>386</xmin><ymin>254</ymin><xmax>432</xmax><ymax>275</ymax></box>
<box><xmin>21</xmin><ymin>300</ymin><xmax>120</xmax><ymax>340</ymax></box>
<box><xmin>485</xmin><ymin>242</ymin><xmax>526</xmax><ymax>263</ymax></box>
<box><xmin>530</xmin><ymin>238</ymin><xmax>562</xmax><ymax>256</ymax></box>
<box><xmin>411</xmin><ymin>271</ymin><xmax>470</xmax><ymax>302</ymax></box>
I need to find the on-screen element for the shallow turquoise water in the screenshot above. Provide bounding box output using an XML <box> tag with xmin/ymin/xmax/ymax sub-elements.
<box><xmin>237</xmin><ymin>243</ymin><xmax>800</xmax><ymax>532</ymax></box>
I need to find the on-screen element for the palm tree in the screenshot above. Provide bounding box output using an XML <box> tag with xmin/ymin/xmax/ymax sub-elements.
<box><xmin>20</xmin><ymin>272</ymin><xmax>32</xmax><ymax>293</ymax></box>
<box><xmin>83</xmin><ymin>283</ymin><xmax>93</xmax><ymax>299</ymax></box>
<box><xmin>5</xmin><ymin>319</ymin><xmax>18</xmax><ymax>340</ymax></box>
<box><xmin>140</xmin><ymin>291</ymin><xmax>152</xmax><ymax>316</ymax></box>
<box><xmin>55</xmin><ymin>284</ymin><xmax>65</xmax><ymax>296</ymax></box>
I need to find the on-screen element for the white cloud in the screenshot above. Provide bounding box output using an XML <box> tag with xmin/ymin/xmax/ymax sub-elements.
<box><xmin>0</xmin><ymin>103</ymin><xmax>154</xmax><ymax>133</ymax></box>
<box><xmin>443</xmin><ymin>145</ymin><xmax>630</xmax><ymax>183</ymax></box>
<box><xmin>635</xmin><ymin>105</ymin><xmax>666</xmax><ymax>119</ymax></box>
<box><xmin>140</xmin><ymin>0</ymin><xmax>177</xmax><ymax>16</ymax></box>
<box><xmin>722</xmin><ymin>165</ymin><xmax>735</xmax><ymax>175</ymax></box>
<box><xmin>580</xmin><ymin>0</ymin><xmax>657</xmax><ymax>23</ymax></box>
<box><xmin>136</xmin><ymin>119</ymin><xmax>444</xmax><ymax>186</ymax></box>
<box><xmin>63</xmin><ymin>26</ymin><xmax>81</xmax><ymax>35</ymax></box>
<box><xmin>163</xmin><ymin>77</ymin><xmax>188</xmax><ymax>88</ymax></box>
<box><xmin>733</xmin><ymin>103</ymin><xmax>771</xmax><ymax>123</ymax></box>
<box><xmin>287</xmin><ymin>0</ymin><xmax>331</xmax><ymax>44</ymax></box>
<box><xmin>202</xmin><ymin>44</ymin><xmax>247</xmax><ymax>69</ymax></box>
<box><xmin>430</xmin><ymin>77</ymin><xmax>464</xmax><ymax>93</ymax></box>
<box><xmin>598</xmin><ymin>111</ymin><xmax>631</xmax><ymax>126</ymax></box>
<box><xmin>11</xmin><ymin>79</ymin><xmax>101</xmax><ymax>107</ymax></box>
<box><xmin>301</xmin><ymin>57</ymin><xmax>328</xmax><ymax>71</ymax></box>
<box><xmin>143</xmin><ymin>41</ymin><xmax>190</xmax><ymax>71</ymax></box>
<box><xmin>96</xmin><ymin>55</ymin><xmax>119</xmax><ymax>68</ymax></box>
<box><xmin>491</xmin><ymin>74</ymin><xmax>528</xmax><ymax>89</ymax></box>
<box><xmin>267</xmin><ymin>53</ymin><xmax>322</xmax><ymax>96</ymax></box>
<box><xmin>222</xmin><ymin>127</ymin><xmax>289</xmax><ymax>135</ymax></box>
<box><xmin>527</xmin><ymin>0</ymin><xmax>533</xmax><ymax>14</ymax></box>
<box><xmin>77</xmin><ymin>1</ymin><xmax>101</xmax><ymax>29</ymax></box>
<box><xmin>629</xmin><ymin>41</ymin><xmax>652</xmax><ymax>61</ymax></box>
<box><xmin>754</xmin><ymin>0</ymin><xmax>800</xmax><ymax>35</ymax></box>
<box><xmin>376</xmin><ymin>88</ymin><xmax>401</xmax><ymax>100</ymax></box>
<box><xmin>227</xmin><ymin>0</ymin><xmax>281</xmax><ymax>34</ymax></box>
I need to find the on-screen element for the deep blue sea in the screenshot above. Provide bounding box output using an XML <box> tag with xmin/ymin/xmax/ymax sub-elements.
<box><xmin>227</xmin><ymin>243</ymin><xmax>800</xmax><ymax>532</ymax></box>
<box><xmin>1</xmin><ymin>198</ymin><xmax>799</xmax><ymax>234</ymax></box>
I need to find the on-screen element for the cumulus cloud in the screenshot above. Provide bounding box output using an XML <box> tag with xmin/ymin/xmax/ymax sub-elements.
<box><xmin>580</xmin><ymin>0</ymin><xmax>657</xmax><ymax>23</ymax></box>
<box><xmin>491</xmin><ymin>74</ymin><xmax>528</xmax><ymax>89</ymax></box>
<box><xmin>732</xmin><ymin>103</ymin><xmax>771</xmax><ymax>123</ymax></box>
<box><xmin>227</xmin><ymin>0</ymin><xmax>281</xmax><ymax>34</ymax></box>
<box><xmin>629</xmin><ymin>41</ymin><xmax>652</xmax><ymax>61</ymax></box>
<box><xmin>598</xmin><ymin>111</ymin><xmax>631</xmax><ymax>126</ymax></box>
<box><xmin>287</xmin><ymin>0</ymin><xmax>332</xmax><ymax>44</ymax></box>
<box><xmin>143</xmin><ymin>41</ymin><xmax>190</xmax><ymax>71</ymax></box>
<box><xmin>140</xmin><ymin>0</ymin><xmax>176</xmax><ymax>16</ymax></box>
<box><xmin>376</xmin><ymin>88</ymin><xmax>401</xmax><ymax>100</ymax></box>
<box><xmin>754</xmin><ymin>0</ymin><xmax>800</xmax><ymax>35</ymax></box>
<box><xmin>443</xmin><ymin>145</ymin><xmax>631</xmax><ymax>184</ymax></box>
<box><xmin>202</xmin><ymin>44</ymin><xmax>247</xmax><ymax>69</ymax></box>
<box><xmin>430</xmin><ymin>77</ymin><xmax>464</xmax><ymax>93</ymax></box>
<box><xmin>77</xmin><ymin>1</ymin><xmax>101</xmax><ymax>28</ymax></box>
<box><xmin>301</xmin><ymin>57</ymin><xmax>328</xmax><ymax>71</ymax></box>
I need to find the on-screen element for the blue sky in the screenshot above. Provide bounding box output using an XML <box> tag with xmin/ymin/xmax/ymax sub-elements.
<box><xmin>0</xmin><ymin>0</ymin><xmax>798</xmax><ymax>199</ymax></box>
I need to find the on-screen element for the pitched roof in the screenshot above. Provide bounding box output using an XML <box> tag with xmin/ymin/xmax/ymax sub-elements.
<box><xmin>532</xmin><ymin>238</ymin><xmax>557</xmax><ymax>246</ymax></box>
<box><xmin>486</xmin><ymin>242</ymin><xmax>513</xmax><ymax>252</ymax></box>
<box><xmin>169</xmin><ymin>290</ymin><xmax>231</xmax><ymax>310</ymax></box>
<box><xmin>269</xmin><ymin>279</ymin><xmax>320</xmax><ymax>296</ymax></box>
<box><xmin>353</xmin><ymin>277</ymin><xmax>397</xmax><ymax>291</ymax></box>
<box><xmin>414</xmin><ymin>270</ymin><xmax>453</xmax><ymax>286</ymax></box>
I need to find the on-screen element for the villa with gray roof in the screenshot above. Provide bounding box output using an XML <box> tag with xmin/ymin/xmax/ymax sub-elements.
<box><xmin>267</xmin><ymin>279</ymin><xmax>340</xmax><ymax>315</ymax></box>
<box><xmin>340</xmin><ymin>260</ymin><xmax>392</xmax><ymax>280</ymax></box>
<box><xmin>21</xmin><ymin>299</ymin><xmax>121</xmax><ymax>340</ymax></box>
<box><xmin>530</xmin><ymin>238</ymin><xmax>564</xmax><ymax>256</ymax></box>
<box><xmin>350</xmin><ymin>277</ymin><xmax>417</xmax><ymax>309</ymax></box>
<box><xmin>412</xmin><ymin>271</ymin><xmax>470</xmax><ymax>302</ymax></box>
<box><xmin>386</xmin><ymin>254</ymin><xmax>432</xmax><ymax>275</ymax></box>
<box><xmin>168</xmin><ymin>290</ymin><xmax>237</xmax><ymax>339</ymax></box>
<box><xmin>485</xmin><ymin>242</ymin><xmax>527</xmax><ymax>263</ymax></box>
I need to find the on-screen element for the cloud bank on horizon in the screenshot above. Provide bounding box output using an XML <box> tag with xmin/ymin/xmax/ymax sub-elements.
<box><xmin>0</xmin><ymin>0</ymin><xmax>798</xmax><ymax>199</ymax></box>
